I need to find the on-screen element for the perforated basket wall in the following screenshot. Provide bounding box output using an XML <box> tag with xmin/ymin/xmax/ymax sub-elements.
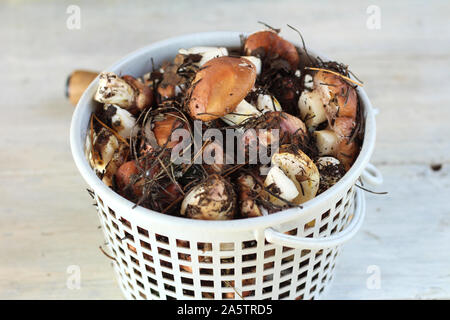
<box><xmin>93</xmin><ymin>184</ymin><xmax>359</xmax><ymax>300</ymax></box>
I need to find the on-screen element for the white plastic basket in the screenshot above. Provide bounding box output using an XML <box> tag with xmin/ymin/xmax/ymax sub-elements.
<box><xmin>70</xmin><ymin>32</ymin><xmax>382</xmax><ymax>300</ymax></box>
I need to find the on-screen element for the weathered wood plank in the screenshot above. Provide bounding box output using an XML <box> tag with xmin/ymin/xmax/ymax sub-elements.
<box><xmin>326</xmin><ymin>164</ymin><xmax>450</xmax><ymax>299</ymax></box>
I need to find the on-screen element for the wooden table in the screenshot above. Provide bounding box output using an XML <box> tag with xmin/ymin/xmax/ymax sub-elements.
<box><xmin>1</xmin><ymin>0</ymin><xmax>449</xmax><ymax>299</ymax></box>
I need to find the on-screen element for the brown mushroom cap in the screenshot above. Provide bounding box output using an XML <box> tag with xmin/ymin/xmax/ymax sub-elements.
<box><xmin>333</xmin><ymin>117</ymin><xmax>359</xmax><ymax>170</ymax></box>
<box><xmin>188</xmin><ymin>56</ymin><xmax>257</xmax><ymax>122</ymax></box>
<box><xmin>115</xmin><ymin>160</ymin><xmax>143</xmax><ymax>198</ymax></box>
<box><xmin>313</xmin><ymin>71</ymin><xmax>357</xmax><ymax>120</ymax></box>
<box><xmin>263</xmin><ymin>111</ymin><xmax>308</xmax><ymax>143</ymax></box>
<box><xmin>122</xmin><ymin>75</ymin><xmax>153</xmax><ymax>113</ymax></box>
<box><xmin>240</xmin><ymin>111</ymin><xmax>308</xmax><ymax>157</ymax></box>
<box><xmin>244</xmin><ymin>30</ymin><xmax>300</xmax><ymax>69</ymax></box>
<box><xmin>152</xmin><ymin>112</ymin><xmax>187</xmax><ymax>148</ymax></box>
<box><xmin>313</xmin><ymin>71</ymin><xmax>359</xmax><ymax>170</ymax></box>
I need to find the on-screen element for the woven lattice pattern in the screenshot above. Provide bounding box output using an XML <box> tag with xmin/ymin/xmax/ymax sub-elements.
<box><xmin>94</xmin><ymin>186</ymin><xmax>356</xmax><ymax>300</ymax></box>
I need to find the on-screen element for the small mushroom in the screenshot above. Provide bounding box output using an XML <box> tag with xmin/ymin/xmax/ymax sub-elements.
<box><xmin>314</xmin><ymin>127</ymin><xmax>358</xmax><ymax>171</ymax></box>
<box><xmin>115</xmin><ymin>160</ymin><xmax>143</xmax><ymax>199</ymax></box>
<box><xmin>157</xmin><ymin>54</ymin><xmax>185</xmax><ymax>100</ymax></box>
<box><xmin>150</xmin><ymin>112</ymin><xmax>188</xmax><ymax>149</ymax></box>
<box><xmin>298</xmin><ymin>90</ymin><xmax>327</xmax><ymax>128</ymax></box>
<box><xmin>180</xmin><ymin>175</ymin><xmax>236</xmax><ymax>220</ymax></box>
<box><xmin>313</xmin><ymin>71</ymin><xmax>358</xmax><ymax>121</ymax></box>
<box><xmin>237</xmin><ymin>174</ymin><xmax>263</xmax><ymax>218</ymax></box>
<box><xmin>88</xmin><ymin>128</ymin><xmax>119</xmax><ymax>173</ymax></box>
<box><xmin>264</xmin><ymin>166</ymin><xmax>299</xmax><ymax>207</ymax></box>
<box><xmin>122</xmin><ymin>75</ymin><xmax>153</xmax><ymax>112</ymax></box>
<box><xmin>94</xmin><ymin>72</ymin><xmax>134</xmax><ymax>108</ymax></box>
<box><xmin>240</xmin><ymin>111</ymin><xmax>308</xmax><ymax>159</ymax></box>
<box><xmin>103</xmin><ymin>104</ymin><xmax>137</xmax><ymax>139</ymax></box>
<box><xmin>266</xmin><ymin>145</ymin><xmax>320</xmax><ymax>205</ymax></box>
<box><xmin>315</xmin><ymin>156</ymin><xmax>346</xmax><ymax>194</ymax></box>
<box><xmin>244</xmin><ymin>30</ymin><xmax>300</xmax><ymax>69</ymax></box>
<box><xmin>262</xmin><ymin>111</ymin><xmax>308</xmax><ymax>145</ymax></box>
<box><xmin>94</xmin><ymin>72</ymin><xmax>153</xmax><ymax>114</ymax></box>
<box><xmin>187</xmin><ymin>56</ymin><xmax>257</xmax><ymax>121</ymax></box>
<box><xmin>139</xmin><ymin>111</ymin><xmax>189</xmax><ymax>157</ymax></box>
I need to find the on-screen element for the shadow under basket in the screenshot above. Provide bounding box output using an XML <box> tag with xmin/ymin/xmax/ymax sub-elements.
<box><xmin>70</xmin><ymin>32</ymin><xmax>383</xmax><ymax>300</ymax></box>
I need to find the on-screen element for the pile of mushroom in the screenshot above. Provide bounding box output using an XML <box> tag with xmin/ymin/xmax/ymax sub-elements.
<box><xmin>86</xmin><ymin>27</ymin><xmax>363</xmax><ymax>220</ymax></box>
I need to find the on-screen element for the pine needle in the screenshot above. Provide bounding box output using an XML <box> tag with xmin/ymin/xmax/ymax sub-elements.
<box><xmin>305</xmin><ymin>67</ymin><xmax>364</xmax><ymax>87</ymax></box>
<box><xmin>93</xmin><ymin>113</ymin><xmax>130</xmax><ymax>146</ymax></box>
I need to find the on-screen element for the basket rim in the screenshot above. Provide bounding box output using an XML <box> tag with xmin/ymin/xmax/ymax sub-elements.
<box><xmin>70</xmin><ymin>31</ymin><xmax>376</xmax><ymax>232</ymax></box>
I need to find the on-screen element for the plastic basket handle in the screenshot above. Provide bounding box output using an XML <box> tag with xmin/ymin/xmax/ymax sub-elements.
<box><xmin>264</xmin><ymin>188</ymin><xmax>366</xmax><ymax>250</ymax></box>
<box><xmin>361</xmin><ymin>163</ymin><xmax>383</xmax><ymax>187</ymax></box>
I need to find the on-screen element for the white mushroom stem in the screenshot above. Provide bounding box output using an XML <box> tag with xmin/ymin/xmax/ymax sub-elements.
<box><xmin>107</xmin><ymin>104</ymin><xmax>137</xmax><ymax>139</ymax></box>
<box><xmin>221</xmin><ymin>99</ymin><xmax>262</xmax><ymax>126</ymax></box>
<box><xmin>94</xmin><ymin>72</ymin><xmax>135</xmax><ymax>108</ymax></box>
<box><xmin>270</xmin><ymin>148</ymin><xmax>320</xmax><ymax>205</ymax></box>
<box><xmin>314</xmin><ymin>129</ymin><xmax>339</xmax><ymax>156</ymax></box>
<box><xmin>257</xmin><ymin>94</ymin><xmax>282</xmax><ymax>113</ymax></box>
<box><xmin>264</xmin><ymin>166</ymin><xmax>299</xmax><ymax>206</ymax></box>
<box><xmin>178</xmin><ymin>46</ymin><xmax>228</xmax><ymax>66</ymax></box>
<box><xmin>242</xmin><ymin>56</ymin><xmax>262</xmax><ymax>75</ymax></box>
<box><xmin>298</xmin><ymin>90</ymin><xmax>327</xmax><ymax>128</ymax></box>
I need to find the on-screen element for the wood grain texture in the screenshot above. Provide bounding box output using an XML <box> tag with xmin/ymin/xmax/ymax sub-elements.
<box><xmin>1</xmin><ymin>0</ymin><xmax>449</xmax><ymax>300</ymax></box>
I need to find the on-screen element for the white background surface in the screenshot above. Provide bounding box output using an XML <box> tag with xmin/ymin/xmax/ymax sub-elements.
<box><xmin>1</xmin><ymin>0</ymin><xmax>449</xmax><ymax>299</ymax></box>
